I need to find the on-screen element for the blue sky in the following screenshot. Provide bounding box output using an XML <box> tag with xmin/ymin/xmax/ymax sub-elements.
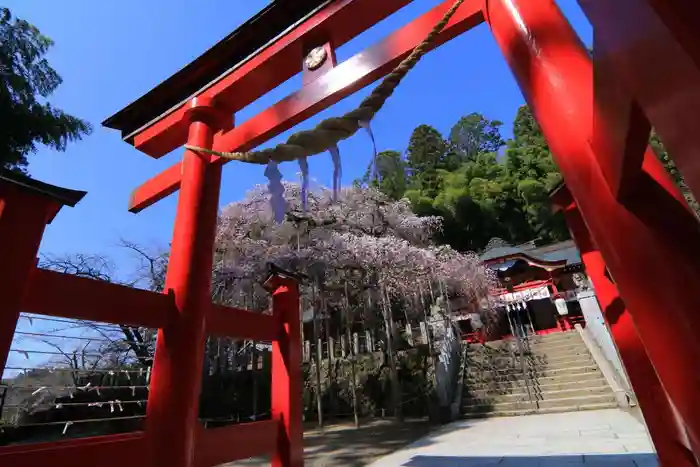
<box><xmin>6</xmin><ymin>0</ymin><xmax>592</xmax><ymax>275</ymax></box>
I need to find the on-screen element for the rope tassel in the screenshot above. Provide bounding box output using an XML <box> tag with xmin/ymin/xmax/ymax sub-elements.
<box><xmin>264</xmin><ymin>160</ymin><xmax>286</xmax><ymax>223</ymax></box>
<box><xmin>358</xmin><ymin>120</ymin><xmax>378</xmax><ymax>180</ymax></box>
<box><xmin>298</xmin><ymin>156</ymin><xmax>309</xmax><ymax>213</ymax></box>
<box><xmin>329</xmin><ymin>144</ymin><xmax>342</xmax><ymax>202</ymax></box>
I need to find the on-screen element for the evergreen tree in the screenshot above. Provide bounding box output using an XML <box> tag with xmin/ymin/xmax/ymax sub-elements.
<box><xmin>503</xmin><ymin>105</ymin><xmax>569</xmax><ymax>243</ymax></box>
<box><xmin>448</xmin><ymin>112</ymin><xmax>505</xmax><ymax>166</ymax></box>
<box><xmin>0</xmin><ymin>8</ymin><xmax>91</xmax><ymax>173</ymax></box>
<box><xmin>405</xmin><ymin>124</ymin><xmax>447</xmax><ymax>198</ymax></box>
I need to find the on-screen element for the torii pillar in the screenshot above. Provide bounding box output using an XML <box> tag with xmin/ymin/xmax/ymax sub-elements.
<box><xmin>0</xmin><ymin>170</ymin><xmax>87</xmax><ymax>371</ymax></box>
<box><xmin>485</xmin><ymin>0</ymin><xmax>700</xmax><ymax>454</ymax></box>
<box><xmin>552</xmin><ymin>184</ymin><xmax>698</xmax><ymax>467</ymax></box>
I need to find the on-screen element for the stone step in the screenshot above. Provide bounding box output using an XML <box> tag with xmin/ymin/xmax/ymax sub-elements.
<box><xmin>460</xmin><ymin>401</ymin><xmax>619</xmax><ymax>419</ymax></box>
<box><xmin>468</xmin><ymin>342</ymin><xmax>589</xmax><ymax>358</ymax></box>
<box><xmin>465</xmin><ymin>363</ymin><xmax>601</xmax><ymax>381</ymax></box>
<box><xmin>467</xmin><ymin>350</ymin><xmax>592</xmax><ymax>364</ymax></box>
<box><xmin>478</xmin><ymin>332</ymin><xmax>581</xmax><ymax>348</ymax></box>
<box><xmin>467</xmin><ymin>334</ymin><xmax>581</xmax><ymax>351</ymax></box>
<box><xmin>466</xmin><ymin>355</ymin><xmax>594</xmax><ymax>371</ymax></box>
<box><xmin>462</xmin><ymin>393</ymin><xmax>617</xmax><ymax>413</ymax></box>
<box><xmin>464</xmin><ymin>384</ymin><xmax>614</xmax><ymax>404</ymax></box>
<box><xmin>465</xmin><ymin>368</ymin><xmax>605</xmax><ymax>390</ymax></box>
<box><xmin>465</xmin><ymin>376</ymin><xmax>610</xmax><ymax>396</ymax></box>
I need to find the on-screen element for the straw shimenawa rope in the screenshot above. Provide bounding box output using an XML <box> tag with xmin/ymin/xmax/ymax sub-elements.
<box><xmin>185</xmin><ymin>0</ymin><xmax>465</xmax><ymax>165</ymax></box>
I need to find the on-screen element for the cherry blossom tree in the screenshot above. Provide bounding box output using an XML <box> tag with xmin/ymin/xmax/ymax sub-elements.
<box><xmin>213</xmin><ymin>182</ymin><xmax>496</xmax><ymax>314</ymax></box>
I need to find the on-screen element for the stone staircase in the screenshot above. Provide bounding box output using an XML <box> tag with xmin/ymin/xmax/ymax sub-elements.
<box><xmin>461</xmin><ymin>331</ymin><xmax>618</xmax><ymax>418</ymax></box>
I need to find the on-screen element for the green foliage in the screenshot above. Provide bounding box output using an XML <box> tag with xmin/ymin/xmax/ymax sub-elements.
<box><xmin>650</xmin><ymin>130</ymin><xmax>681</xmax><ymax>186</ymax></box>
<box><xmin>0</xmin><ymin>8</ymin><xmax>91</xmax><ymax>173</ymax></box>
<box><xmin>448</xmin><ymin>112</ymin><xmax>505</xmax><ymax>165</ymax></box>
<box><xmin>366</xmin><ymin>109</ymin><xmax>570</xmax><ymax>252</ymax></box>
<box><xmin>502</xmin><ymin>106</ymin><xmax>568</xmax><ymax>242</ymax></box>
<box><xmin>405</xmin><ymin>124</ymin><xmax>448</xmax><ymax>199</ymax></box>
<box><xmin>361</xmin><ymin>104</ymin><xmax>698</xmax><ymax>254</ymax></box>
<box><xmin>362</xmin><ymin>150</ymin><xmax>408</xmax><ymax>200</ymax></box>
<box><xmin>422</xmin><ymin>109</ymin><xmax>567</xmax><ymax>250</ymax></box>
<box><xmin>649</xmin><ymin>130</ymin><xmax>700</xmax><ymax>216</ymax></box>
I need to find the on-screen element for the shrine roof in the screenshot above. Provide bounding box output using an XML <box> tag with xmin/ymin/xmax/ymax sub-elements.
<box><xmin>480</xmin><ymin>240</ymin><xmax>581</xmax><ymax>269</ymax></box>
<box><xmin>102</xmin><ymin>0</ymin><xmax>331</xmax><ymax>137</ymax></box>
<box><xmin>0</xmin><ymin>169</ymin><xmax>87</xmax><ymax>208</ymax></box>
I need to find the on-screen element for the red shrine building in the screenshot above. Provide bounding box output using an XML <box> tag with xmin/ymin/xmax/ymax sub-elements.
<box><xmin>458</xmin><ymin>239</ymin><xmax>592</xmax><ymax>342</ymax></box>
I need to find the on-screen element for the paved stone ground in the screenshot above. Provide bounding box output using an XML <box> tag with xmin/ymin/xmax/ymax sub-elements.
<box><xmin>224</xmin><ymin>418</ymin><xmax>434</xmax><ymax>467</ymax></box>
<box><xmin>367</xmin><ymin>409</ymin><xmax>658</xmax><ymax>466</ymax></box>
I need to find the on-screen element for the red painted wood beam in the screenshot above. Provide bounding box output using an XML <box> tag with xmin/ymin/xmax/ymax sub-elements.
<box><xmin>588</xmin><ymin>1</ymin><xmax>689</xmax><ymax>206</ymax></box>
<box><xmin>206</xmin><ymin>304</ymin><xmax>279</xmax><ymax>341</ymax></box>
<box><xmin>128</xmin><ymin>0</ymin><xmax>484</xmax><ymax>213</ymax></box>
<box><xmin>592</xmin><ymin>42</ymin><xmax>650</xmax><ymax>200</ymax></box>
<box><xmin>22</xmin><ymin>268</ymin><xmax>175</xmax><ymax>329</ymax></box>
<box><xmin>486</xmin><ymin>0</ymin><xmax>700</xmax><ymax>452</ymax></box>
<box><xmin>552</xmin><ymin>186</ymin><xmax>698</xmax><ymax>466</ymax></box>
<box><xmin>578</xmin><ymin>0</ymin><xmax>700</xmax><ymax>204</ymax></box>
<box><xmin>129</xmin><ymin>0</ymin><xmax>412</xmax><ymax>158</ymax></box>
<box><xmin>194</xmin><ymin>420</ymin><xmax>278</xmax><ymax>467</ymax></box>
<box><xmin>0</xmin><ymin>432</ymin><xmax>148</xmax><ymax>467</ymax></box>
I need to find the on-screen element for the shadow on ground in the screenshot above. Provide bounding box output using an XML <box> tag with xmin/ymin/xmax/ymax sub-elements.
<box><xmin>224</xmin><ymin>418</ymin><xmax>435</xmax><ymax>466</ymax></box>
<box><xmin>401</xmin><ymin>453</ymin><xmax>658</xmax><ymax>466</ymax></box>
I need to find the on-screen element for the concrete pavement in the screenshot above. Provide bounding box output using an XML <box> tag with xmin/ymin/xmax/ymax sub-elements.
<box><xmin>367</xmin><ymin>409</ymin><xmax>657</xmax><ymax>466</ymax></box>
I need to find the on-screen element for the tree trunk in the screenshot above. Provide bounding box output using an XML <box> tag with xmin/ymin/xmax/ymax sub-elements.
<box><xmin>344</xmin><ymin>277</ymin><xmax>360</xmax><ymax>428</ymax></box>
<box><xmin>252</xmin><ymin>340</ymin><xmax>258</xmax><ymax>420</ymax></box>
<box><xmin>348</xmin><ymin>329</ymin><xmax>360</xmax><ymax>428</ymax></box>
<box><xmin>312</xmin><ymin>283</ymin><xmax>324</xmax><ymax>428</ymax></box>
<box><xmin>322</xmin><ymin>290</ymin><xmax>336</xmax><ymax>421</ymax></box>
<box><xmin>381</xmin><ymin>283</ymin><xmax>402</xmax><ymax>421</ymax></box>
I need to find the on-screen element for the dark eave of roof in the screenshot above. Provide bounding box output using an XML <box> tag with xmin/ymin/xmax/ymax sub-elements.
<box><xmin>102</xmin><ymin>0</ymin><xmax>332</xmax><ymax>137</ymax></box>
<box><xmin>484</xmin><ymin>253</ymin><xmax>567</xmax><ymax>268</ymax></box>
<box><xmin>0</xmin><ymin>169</ymin><xmax>87</xmax><ymax>208</ymax></box>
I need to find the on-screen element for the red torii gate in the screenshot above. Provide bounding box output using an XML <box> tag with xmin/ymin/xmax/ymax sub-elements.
<box><xmin>2</xmin><ymin>0</ymin><xmax>700</xmax><ymax>466</ymax></box>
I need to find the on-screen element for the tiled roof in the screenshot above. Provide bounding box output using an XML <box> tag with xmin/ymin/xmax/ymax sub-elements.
<box><xmin>480</xmin><ymin>239</ymin><xmax>582</xmax><ymax>267</ymax></box>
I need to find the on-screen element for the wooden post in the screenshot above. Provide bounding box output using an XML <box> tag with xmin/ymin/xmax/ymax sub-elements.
<box><xmin>328</xmin><ymin>337</ymin><xmax>336</xmax><ymax>363</ymax></box>
<box><xmin>146</xmin><ymin>98</ymin><xmax>224</xmax><ymax>467</ymax></box>
<box><xmin>304</xmin><ymin>340</ymin><xmax>311</xmax><ymax>363</ymax></box>
<box><xmin>266</xmin><ymin>275</ymin><xmax>303</xmax><ymax>467</ymax></box>
<box><xmin>419</xmin><ymin>322</ymin><xmax>428</xmax><ymax>346</ymax></box>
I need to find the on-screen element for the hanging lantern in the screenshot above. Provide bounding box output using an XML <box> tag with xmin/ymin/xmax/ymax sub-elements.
<box><xmin>554</xmin><ymin>295</ymin><xmax>569</xmax><ymax>316</ymax></box>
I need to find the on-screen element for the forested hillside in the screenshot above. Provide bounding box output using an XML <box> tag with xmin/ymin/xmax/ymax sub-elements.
<box><xmin>359</xmin><ymin>105</ymin><xmax>692</xmax><ymax>252</ymax></box>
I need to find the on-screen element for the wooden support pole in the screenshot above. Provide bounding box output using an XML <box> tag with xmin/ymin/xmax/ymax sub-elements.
<box><xmin>267</xmin><ymin>275</ymin><xmax>303</xmax><ymax>467</ymax></box>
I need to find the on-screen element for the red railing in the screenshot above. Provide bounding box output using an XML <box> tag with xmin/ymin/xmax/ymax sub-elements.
<box><xmin>0</xmin><ymin>263</ymin><xmax>301</xmax><ymax>467</ymax></box>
